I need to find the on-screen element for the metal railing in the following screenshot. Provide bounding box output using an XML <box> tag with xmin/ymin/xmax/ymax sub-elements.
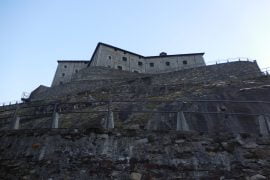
<box><xmin>0</xmin><ymin>100</ymin><xmax>22</xmax><ymax>107</ymax></box>
<box><xmin>206</xmin><ymin>57</ymin><xmax>254</xmax><ymax>65</ymax></box>
<box><xmin>0</xmin><ymin>92</ymin><xmax>29</xmax><ymax>108</ymax></box>
<box><xmin>0</xmin><ymin>99</ymin><xmax>270</xmax><ymax>134</ymax></box>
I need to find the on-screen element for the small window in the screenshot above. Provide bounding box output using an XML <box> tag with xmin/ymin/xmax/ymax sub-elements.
<box><xmin>122</xmin><ymin>57</ymin><xmax>127</xmax><ymax>61</ymax></box>
<box><xmin>59</xmin><ymin>81</ymin><xmax>63</xmax><ymax>85</ymax></box>
<box><xmin>84</xmin><ymin>62</ymin><xmax>88</xmax><ymax>64</ymax></box>
<box><xmin>123</xmin><ymin>51</ymin><xmax>126</xmax><ymax>54</ymax></box>
<box><xmin>134</xmin><ymin>70</ymin><xmax>139</xmax><ymax>73</ymax></box>
<box><xmin>64</xmin><ymin>65</ymin><xmax>67</xmax><ymax>68</ymax></box>
<box><xmin>166</xmin><ymin>62</ymin><xmax>170</xmax><ymax>66</ymax></box>
<box><xmin>108</xmin><ymin>56</ymin><xmax>112</xmax><ymax>60</ymax></box>
<box><xmin>75</xmin><ymin>69</ymin><xmax>78</xmax><ymax>73</ymax></box>
<box><xmin>117</xmin><ymin>66</ymin><xmax>122</xmax><ymax>70</ymax></box>
<box><xmin>183</xmin><ymin>60</ymin><xmax>187</xmax><ymax>65</ymax></box>
<box><xmin>62</xmin><ymin>73</ymin><xmax>65</xmax><ymax>76</ymax></box>
<box><xmin>108</xmin><ymin>65</ymin><xmax>111</xmax><ymax>68</ymax></box>
<box><xmin>138</xmin><ymin>61</ymin><xmax>143</xmax><ymax>66</ymax></box>
<box><xmin>150</xmin><ymin>63</ymin><xmax>154</xmax><ymax>67</ymax></box>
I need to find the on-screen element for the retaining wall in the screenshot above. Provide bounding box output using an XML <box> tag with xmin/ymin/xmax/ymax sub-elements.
<box><xmin>0</xmin><ymin>128</ymin><xmax>269</xmax><ymax>179</ymax></box>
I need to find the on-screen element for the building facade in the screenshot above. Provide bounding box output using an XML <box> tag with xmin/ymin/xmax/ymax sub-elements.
<box><xmin>89</xmin><ymin>43</ymin><xmax>205</xmax><ymax>73</ymax></box>
<box><xmin>51</xmin><ymin>61</ymin><xmax>88</xmax><ymax>86</ymax></box>
<box><xmin>51</xmin><ymin>42</ymin><xmax>206</xmax><ymax>86</ymax></box>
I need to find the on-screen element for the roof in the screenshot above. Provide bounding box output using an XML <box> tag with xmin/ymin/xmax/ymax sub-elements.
<box><xmin>145</xmin><ymin>53</ymin><xmax>205</xmax><ymax>59</ymax></box>
<box><xmin>57</xmin><ymin>60</ymin><xmax>89</xmax><ymax>63</ymax></box>
<box><xmin>88</xmin><ymin>42</ymin><xmax>204</xmax><ymax>66</ymax></box>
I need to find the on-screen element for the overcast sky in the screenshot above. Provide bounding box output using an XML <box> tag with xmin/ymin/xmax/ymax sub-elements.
<box><xmin>1</xmin><ymin>0</ymin><xmax>270</xmax><ymax>103</ymax></box>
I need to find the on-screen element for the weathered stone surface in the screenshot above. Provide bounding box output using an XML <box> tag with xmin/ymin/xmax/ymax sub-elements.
<box><xmin>130</xmin><ymin>172</ymin><xmax>142</xmax><ymax>180</ymax></box>
<box><xmin>0</xmin><ymin>61</ymin><xmax>269</xmax><ymax>179</ymax></box>
<box><xmin>0</xmin><ymin>129</ymin><xmax>269</xmax><ymax>179</ymax></box>
<box><xmin>250</xmin><ymin>174</ymin><xmax>267</xmax><ymax>180</ymax></box>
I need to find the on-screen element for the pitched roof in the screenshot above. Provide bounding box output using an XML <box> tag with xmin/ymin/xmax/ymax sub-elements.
<box><xmin>88</xmin><ymin>42</ymin><xmax>204</xmax><ymax>66</ymax></box>
<box><xmin>57</xmin><ymin>60</ymin><xmax>89</xmax><ymax>63</ymax></box>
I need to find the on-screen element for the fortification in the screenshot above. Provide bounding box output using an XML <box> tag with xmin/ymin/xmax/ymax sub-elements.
<box><xmin>51</xmin><ymin>42</ymin><xmax>205</xmax><ymax>86</ymax></box>
<box><xmin>51</xmin><ymin>60</ymin><xmax>88</xmax><ymax>86</ymax></box>
<box><xmin>2</xmin><ymin>43</ymin><xmax>270</xmax><ymax>179</ymax></box>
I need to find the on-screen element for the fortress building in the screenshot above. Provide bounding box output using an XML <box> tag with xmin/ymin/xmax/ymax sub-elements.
<box><xmin>51</xmin><ymin>42</ymin><xmax>206</xmax><ymax>86</ymax></box>
<box><xmin>2</xmin><ymin>41</ymin><xmax>269</xmax><ymax>179</ymax></box>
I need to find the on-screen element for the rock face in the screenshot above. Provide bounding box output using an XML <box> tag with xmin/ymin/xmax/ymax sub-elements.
<box><xmin>0</xmin><ymin>129</ymin><xmax>270</xmax><ymax>179</ymax></box>
<box><xmin>1</xmin><ymin>60</ymin><xmax>270</xmax><ymax>179</ymax></box>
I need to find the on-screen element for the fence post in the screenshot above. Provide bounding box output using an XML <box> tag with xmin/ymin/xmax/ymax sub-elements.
<box><xmin>106</xmin><ymin>100</ymin><xmax>114</xmax><ymax>129</ymax></box>
<box><xmin>258</xmin><ymin>115</ymin><xmax>270</xmax><ymax>136</ymax></box>
<box><xmin>176</xmin><ymin>101</ymin><xmax>189</xmax><ymax>131</ymax></box>
<box><xmin>13</xmin><ymin>117</ymin><xmax>20</xmax><ymax>129</ymax></box>
<box><xmin>52</xmin><ymin>104</ymin><xmax>59</xmax><ymax>128</ymax></box>
<box><xmin>11</xmin><ymin>105</ymin><xmax>20</xmax><ymax>129</ymax></box>
<box><xmin>177</xmin><ymin>111</ymin><xmax>189</xmax><ymax>131</ymax></box>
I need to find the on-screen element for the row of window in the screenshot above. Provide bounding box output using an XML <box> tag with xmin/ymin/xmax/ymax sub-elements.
<box><xmin>108</xmin><ymin>56</ymin><xmax>188</xmax><ymax>67</ymax></box>
<box><xmin>63</xmin><ymin>62</ymin><xmax>87</xmax><ymax>69</ymax></box>
<box><xmin>61</xmin><ymin>69</ymin><xmax>79</xmax><ymax>77</ymax></box>
<box><xmin>117</xmin><ymin>66</ymin><xmax>138</xmax><ymax>73</ymax></box>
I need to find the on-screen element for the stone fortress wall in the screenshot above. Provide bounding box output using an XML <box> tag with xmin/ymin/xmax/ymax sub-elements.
<box><xmin>1</xmin><ymin>128</ymin><xmax>269</xmax><ymax>179</ymax></box>
<box><xmin>29</xmin><ymin>61</ymin><xmax>260</xmax><ymax>101</ymax></box>
<box><xmin>51</xmin><ymin>42</ymin><xmax>205</xmax><ymax>87</ymax></box>
<box><xmin>89</xmin><ymin>43</ymin><xmax>205</xmax><ymax>74</ymax></box>
<box><xmin>51</xmin><ymin>61</ymin><xmax>88</xmax><ymax>86</ymax></box>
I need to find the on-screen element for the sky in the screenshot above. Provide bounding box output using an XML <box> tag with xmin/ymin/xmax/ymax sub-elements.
<box><xmin>0</xmin><ymin>0</ymin><xmax>270</xmax><ymax>103</ymax></box>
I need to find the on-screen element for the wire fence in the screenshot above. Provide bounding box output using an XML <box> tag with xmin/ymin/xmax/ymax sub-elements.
<box><xmin>1</xmin><ymin>99</ymin><xmax>270</xmax><ymax>133</ymax></box>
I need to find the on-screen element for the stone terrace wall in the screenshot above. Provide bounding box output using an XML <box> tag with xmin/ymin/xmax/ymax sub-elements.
<box><xmin>0</xmin><ymin>128</ymin><xmax>269</xmax><ymax>179</ymax></box>
<box><xmin>29</xmin><ymin>61</ymin><xmax>261</xmax><ymax>101</ymax></box>
<box><xmin>29</xmin><ymin>79</ymin><xmax>125</xmax><ymax>101</ymax></box>
<box><xmin>71</xmin><ymin>66</ymin><xmax>146</xmax><ymax>81</ymax></box>
<box><xmin>151</xmin><ymin>61</ymin><xmax>261</xmax><ymax>85</ymax></box>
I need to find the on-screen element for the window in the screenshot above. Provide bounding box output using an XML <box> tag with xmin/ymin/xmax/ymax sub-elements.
<box><xmin>62</xmin><ymin>73</ymin><xmax>65</xmax><ymax>76</ymax></box>
<box><xmin>138</xmin><ymin>61</ymin><xmax>143</xmax><ymax>66</ymax></box>
<box><xmin>183</xmin><ymin>60</ymin><xmax>187</xmax><ymax>65</ymax></box>
<box><xmin>166</xmin><ymin>62</ymin><xmax>170</xmax><ymax>66</ymax></box>
<box><xmin>134</xmin><ymin>70</ymin><xmax>139</xmax><ymax>73</ymax></box>
<box><xmin>122</xmin><ymin>57</ymin><xmax>127</xmax><ymax>61</ymax></box>
<box><xmin>59</xmin><ymin>81</ymin><xmax>63</xmax><ymax>85</ymax></box>
<box><xmin>75</xmin><ymin>69</ymin><xmax>78</xmax><ymax>73</ymax></box>
<box><xmin>84</xmin><ymin>62</ymin><xmax>88</xmax><ymax>64</ymax></box>
<box><xmin>64</xmin><ymin>65</ymin><xmax>67</xmax><ymax>68</ymax></box>
<box><xmin>150</xmin><ymin>63</ymin><xmax>154</xmax><ymax>67</ymax></box>
<box><xmin>117</xmin><ymin>66</ymin><xmax>122</xmax><ymax>70</ymax></box>
<box><xmin>108</xmin><ymin>56</ymin><xmax>111</xmax><ymax>60</ymax></box>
